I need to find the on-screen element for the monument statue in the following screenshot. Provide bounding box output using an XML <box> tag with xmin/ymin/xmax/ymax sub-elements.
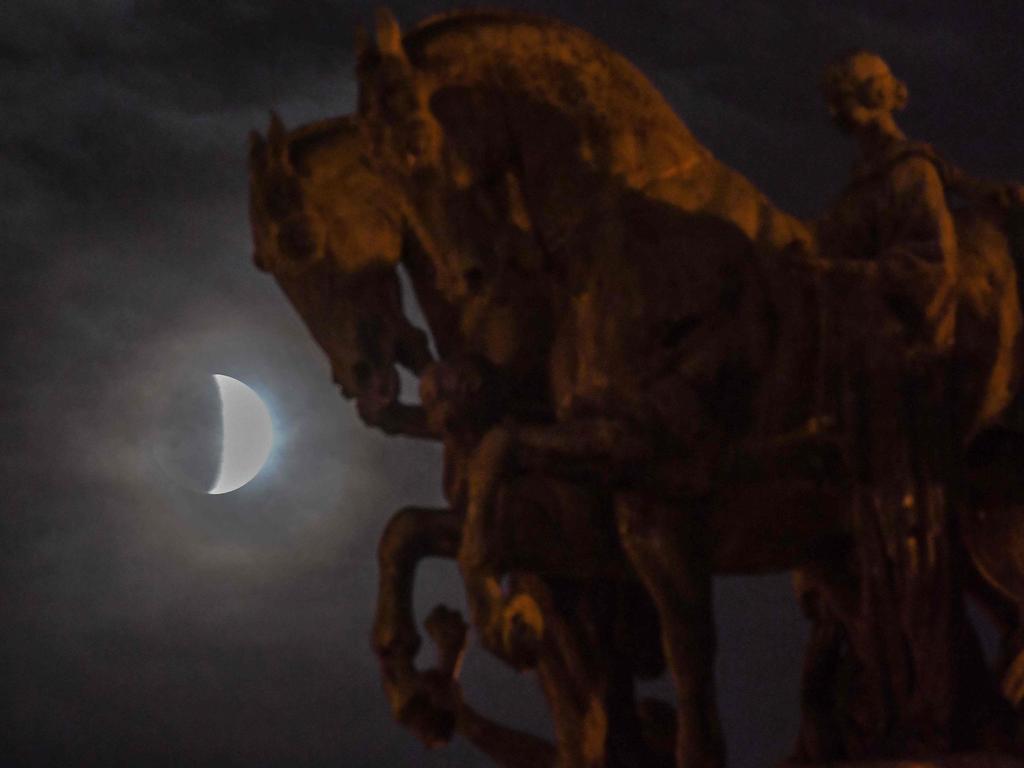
<box><xmin>248</xmin><ymin>9</ymin><xmax>1024</xmax><ymax>767</ymax></box>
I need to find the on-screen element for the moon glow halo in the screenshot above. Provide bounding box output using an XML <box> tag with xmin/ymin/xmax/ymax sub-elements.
<box><xmin>208</xmin><ymin>374</ymin><xmax>274</xmax><ymax>495</ymax></box>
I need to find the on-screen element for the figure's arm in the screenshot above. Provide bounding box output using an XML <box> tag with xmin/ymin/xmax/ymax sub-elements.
<box><xmin>792</xmin><ymin>157</ymin><xmax>957</xmax><ymax>330</ymax></box>
<box><xmin>877</xmin><ymin>156</ymin><xmax>958</xmax><ymax>347</ymax></box>
<box><xmin>778</xmin><ymin>222</ymin><xmax>877</xmax><ymax>280</ymax></box>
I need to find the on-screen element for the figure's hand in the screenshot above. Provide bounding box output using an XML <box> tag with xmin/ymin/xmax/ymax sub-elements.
<box><xmin>778</xmin><ymin>237</ymin><xmax>877</xmax><ymax>283</ymax></box>
<box><xmin>419</xmin><ymin>356</ymin><xmax>496</xmax><ymax>437</ymax></box>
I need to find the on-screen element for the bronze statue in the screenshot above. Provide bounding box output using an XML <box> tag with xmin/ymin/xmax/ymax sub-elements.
<box><xmin>791</xmin><ymin>49</ymin><xmax>1024</xmax><ymax>760</ymax></box>
<box><xmin>249</xmin><ymin>10</ymin><xmax>1024</xmax><ymax>767</ymax></box>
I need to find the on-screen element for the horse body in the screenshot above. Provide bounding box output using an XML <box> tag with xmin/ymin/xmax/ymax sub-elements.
<box><xmin>360</xmin><ymin>11</ymin><xmax>852</xmax><ymax>574</ymax></box>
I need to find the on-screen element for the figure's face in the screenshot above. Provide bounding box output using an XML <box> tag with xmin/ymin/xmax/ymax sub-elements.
<box><xmin>249</xmin><ymin>118</ymin><xmax>409</xmax><ymax>415</ymax></box>
<box><xmin>827</xmin><ymin>91</ymin><xmax>872</xmax><ymax>134</ymax></box>
<box><xmin>823</xmin><ymin>53</ymin><xmax>897</xmax><ymax>135</ymax></box>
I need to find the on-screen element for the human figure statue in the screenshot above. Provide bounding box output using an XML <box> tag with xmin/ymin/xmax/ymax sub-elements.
<box><xmin>817</xmin><ymin>50</ymin><xmax>957</xmax><ymax>359</ymax></box>
<box><xmin>795</xmin><ymin>50</ymin><xmax>1007</xmax><ymax>759</ymax></box>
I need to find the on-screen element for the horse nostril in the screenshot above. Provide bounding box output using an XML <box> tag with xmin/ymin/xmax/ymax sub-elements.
<box><xmin>253</xmin><ymin>249</ymin><xmax>269</xmax><ymax>272</ymax></box>
<box><xmin>463</xmin><ymin>268</ymin><xmax>484</xmax><ymax>293</ymax></box>
<box><xmin>352</xmin><ymin>361</ymin><xmax>373</xmax><ymax>389</ymax></box>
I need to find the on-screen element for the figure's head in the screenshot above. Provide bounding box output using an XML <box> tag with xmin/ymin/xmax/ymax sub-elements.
<box><xmin>249</xmin><ymin>113</ymin><xmax>424</xmax><ymax>418</ymax></box>
<box><xmin>821</xmin><ymin>50</ymin><xmax>907</xmax><ymax>134</ymax></box>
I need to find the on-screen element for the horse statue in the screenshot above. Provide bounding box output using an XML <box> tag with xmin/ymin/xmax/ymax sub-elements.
<box><xmin>249</xmin><ymin>9</ymin><xmax>1024</xmax><ymax>767</ymax></box>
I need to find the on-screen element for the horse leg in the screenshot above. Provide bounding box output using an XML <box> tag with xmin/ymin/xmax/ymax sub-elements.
<box><xmin>372</xmin><ymin>505</ymin><xmax>558</xmax><ymax>764</ymax></box>
<box><xmin>458</xmin><ymin>418</ymin><xmax>651</xmax><ymax>662</ymax></box>
<box><xmin>459</xmin><ymin>417</ymin><xmax>648</xmax><ymax>580</ymax></box>
<box><xmin>374</xmin><ymin>506</ymin><xmax>462</xmax><ymax>661</ymax></box>
<box><xmin>512</xmin><ymin>573</ymin><xmax>668</xmax><ymax>768</ymax></box>
<box><xmin>457</xmin><ymin>426</ymin><xmax>538</xmax><ymax>665</ymax></box>
<box><xmin>790</xmin><ymin>566</ymin><xmax>852</xmax><ymax>762</ymax></box>
<box><xmin>615</xmin><ymin>492</ymin><xmax>723</xmax><ymax>768</ymax></box>
<box><xmin>373</xmin><ymin>506</ymin><xmax>463</xmax><ymax>743</ymax></box>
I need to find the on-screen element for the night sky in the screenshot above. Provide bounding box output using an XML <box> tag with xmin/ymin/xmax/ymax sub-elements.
<box><xmin>4</xmin><ymin>2</ymin><xmax>1024</xmax><ymax>766</ymax></box>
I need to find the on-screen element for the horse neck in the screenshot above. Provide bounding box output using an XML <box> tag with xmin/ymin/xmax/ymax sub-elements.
<box><xmin>398</xmin><ymin>231</ymin><xmax>462</xmax><ymax>359</ymax></box>
<box><xmin>404</xmin><ymin>12</ymin><xmax>703</xmax><ymax>185</ymax></box>
<box><xmin>730</xmin><ymin>253</ymin><xmax>834</xmax><ymax>441</ymax></box>
<box><xmin>403</xmin><ymin>25</ymin><xmax>808</xmax><ymax>294</ymax></box>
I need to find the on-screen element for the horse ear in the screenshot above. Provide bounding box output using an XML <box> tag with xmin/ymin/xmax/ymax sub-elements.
<box><xmin>248</xmin><ymin>130</ymin><xmax>266</xmax><ymax>167</ymax></box>
<box><xmin>375</xmin><ymin>7</ymin><xmax>404</xmax><ymax>58</ymax></box>
<box><xmin>267</xmin><ymin>111</ymin><xmax>292</xmax><ymax>169</ymax></box>
<box><xmin>268</xmin><ymin>111</ymin><xmax>286</xmax><ymax>147</ymax></box>
<box><xmin>355</xmin><ymin>24</ymin><xmax>369</xmax><ymax>59</ymax></box>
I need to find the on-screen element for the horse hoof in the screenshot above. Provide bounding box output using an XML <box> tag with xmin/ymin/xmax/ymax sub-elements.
<box><xmin>502</xmin><ymin>593</ymin><xmax>544</xmax><ymax>668</ymax></box>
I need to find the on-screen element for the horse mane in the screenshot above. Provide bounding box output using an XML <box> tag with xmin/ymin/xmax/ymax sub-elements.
<box><xmin>397</xmin><ymin>9</ymin><xmax>805</xmax><ymax>250</ymax></box>
<box><xmin>404</xmin><ymin>8</ymin><xmax>566</xmax><ymax>49</ymax></box>
<box><xmin>400</xmin><ymin>10</ymin><xmax>703</xmax><ymax>180</ymax></box>
<box><xmin>286</xmin><ymin>115</ymin><xmax>359</xmax><ymax>171</ymax></box>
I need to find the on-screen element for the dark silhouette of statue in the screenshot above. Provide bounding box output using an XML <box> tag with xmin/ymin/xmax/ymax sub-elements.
<box><xmin>248</xmin><ymin>10</ymin><xmax>1024</xmax><ymax>767</ymax></box>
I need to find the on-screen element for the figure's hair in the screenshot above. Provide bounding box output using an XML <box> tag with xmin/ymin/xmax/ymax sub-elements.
<box><xmin>821</xmin><ymin>49</ymin><xmax>908</xmax><ymax>112</ymax></box>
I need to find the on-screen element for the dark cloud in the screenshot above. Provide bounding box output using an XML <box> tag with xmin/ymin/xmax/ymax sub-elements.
<box><xmin>3</xmin><ymin>1</ymin><xmax>1023</xmax><ymax>766</ymax></box>
<box><xmin>0</xmin><ymin>0</ymin><xmax>366</xmax><ymax>238</ymax></box>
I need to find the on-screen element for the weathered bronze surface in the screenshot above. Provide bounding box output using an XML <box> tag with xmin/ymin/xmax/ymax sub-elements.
<box><xmin>249</xmin><ymin>10</ymin><xmax>1024</xmax><ymax>767</ymax></box>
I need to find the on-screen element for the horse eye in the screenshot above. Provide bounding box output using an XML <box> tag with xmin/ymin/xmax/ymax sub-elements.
<box><xmin>463</xmin><ymin>267</ymin><xmax>484</xmax><ymax>293</ymax></box>
<box><xmin>266</xmin><ymin>175</ymin><xmax>303</xmax><ymax>219</ymax></box>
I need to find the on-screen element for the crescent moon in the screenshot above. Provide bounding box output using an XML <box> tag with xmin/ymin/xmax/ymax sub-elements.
<box><xmin>208</xmin><ymin>374</ymin><xmax>274</xmax><ymax>495</ymax></box>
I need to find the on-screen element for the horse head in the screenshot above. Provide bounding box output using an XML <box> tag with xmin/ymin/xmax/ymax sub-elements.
<box><xmin>356</xmin><ymin>9</ymin><xmax>444</xmax><ymax>174</ymax></box>
<box><xmin>249</xmin><ymin>112</ymin><xmax>432</xmax><ymax>426</ymax></box>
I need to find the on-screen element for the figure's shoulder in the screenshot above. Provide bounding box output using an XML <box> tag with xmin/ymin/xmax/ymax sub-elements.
<box><xmin>890</xmin><ymin>140</ymin><xmax>939</xmax><ymax>164</ymax></box>
<box><xmin>873</xmin><ymin>142</ymin><xmax>951</xmax><ymax>201</ymax></box>
<box><xmin>849</xmin><ymin>141</ymin><xmax>945</xmax><ymax>192</ymax></box>
<box><xmin>887</xmin><ymin>142</ymin><xmax>948</xmax><ymax>182</ymax></box>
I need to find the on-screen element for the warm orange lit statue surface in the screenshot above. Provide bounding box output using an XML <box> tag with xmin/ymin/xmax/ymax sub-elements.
<box><xmin>249</xmin><ymin>9</ymin><xmax>1024</xmax><ymax>767</ymax></box>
